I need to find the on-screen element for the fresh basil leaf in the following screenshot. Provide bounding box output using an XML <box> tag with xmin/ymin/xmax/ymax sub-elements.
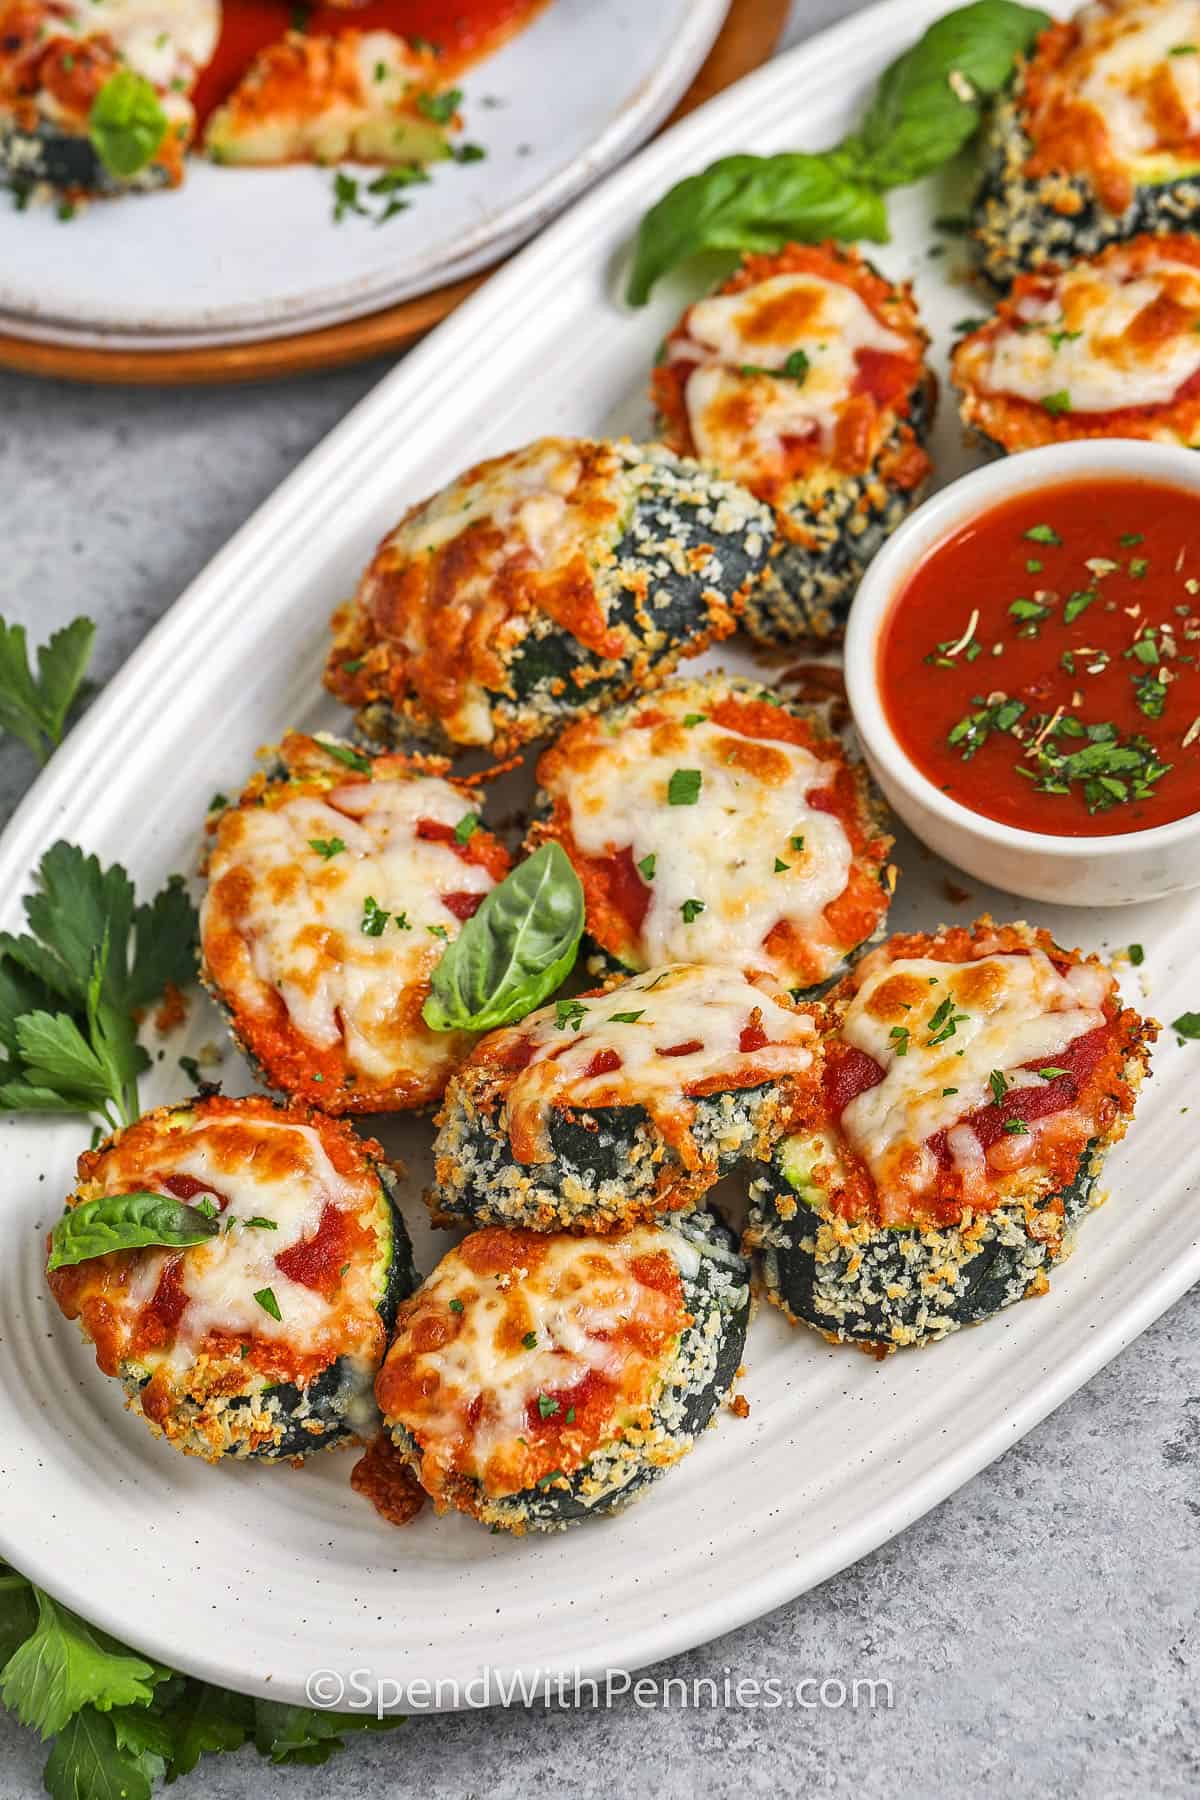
<box><xmin>0</xmin><ymin>1589</ymin><xmax>168</xmax><ymax>1737</ymax></box>
<box><xmin>844</xmin><ymin>2</ymin><xmax>1050</xmax><ymax>189</ymax></box>
<box><xmin>88</xmin><ymin>70</ymin><xmax>168</xmax><ymax>180</ymax></box>
<box><xmin>47</xmin><ymin>1192</ymin><xmax>219</xmax><ymax>1272</ymax></box>
<box><xmin>422</xmin><ymin>842</ymin><xmax>583</xmax><ymax>1032</ymax></box>
<box><xmin>626</xmin><ymin>151</ymin><xmax>887</xmax><ymax>304</ymax></box>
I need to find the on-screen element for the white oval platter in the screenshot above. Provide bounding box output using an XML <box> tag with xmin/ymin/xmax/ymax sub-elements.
<box><xmin>0</xmin><ymin>0</ymin><xmax>727</xmax><ymax>346</ymax></box>
<box><xmin>1</xmin><ymin>0</ymin><xmax>1197</xmax><ymax>1713</ymax></box>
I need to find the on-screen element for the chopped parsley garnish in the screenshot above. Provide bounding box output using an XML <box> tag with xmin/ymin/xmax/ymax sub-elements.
<box><xmin>565</xmin><ymin>1407</ymin><xmax>576</xmax><ymax>1424</ymax></box>
<box><xmin>537</xmin><ymin>1394</ymin><xmax>560</xmax><ymax>1419</ymax></box>
<box><xmin>417</xmin><ymin>86</ymin><xmax>463</xmax><ymax>123</ymax></box>
<box><xmin>774</xmin><ymin>857</ymin><xmax>790</xmax><ymax>873</ymax></box>
<box><xmin>194</xmin><ymin>1196</ymin><xmax>218</xmax><ymax>1221</ymax></box>
<box><xmin>680</xmin><ymin>898</ymin><xmax>706</xmax><ymax>923</ymax></box>
<box><xmin>1042</xmin><ymin>389</ymin><xmax>1071</xmax><ymax>414</ymax></box>
<box><xmin>1024</xmin><ymin>523</ymin><xmax>1061</xmax><ymax>546</ymax></box>
<box><xmin>1132</xmin><ymin>671</ymin><xmax>1167</xmax><ymax>720</ymax></box>
<box><xmin>179</xmin><ymin>1055</ymin><xmax>204</xmax><ymax>1090</ymax></box>
<box><xmin>1171</xmin><ymin>1012</ymin><xmax>1200</xmax><ymax>1039</ymax></box>
<box><xmin>318</xmin><ymin>738</ymin><xmax>371</xmax><ymax>773</ymax></box>
<box><xmin>941</xmin><ymin>1086</ymin><xmax>958</xmax><ymax>1097</ymax></box>
<box><xmin>1002</xmin><ymin>1119</ymin><xmax>1030</xmax><ymax>1135</ymax></box>
<box><xmin>954</xmin><ymin>316</ymin><xmax>986</xmax><ymax>333</ymax></box>
<box><xmin>1120</xmin><ymin>533</ymin><xmax>1144</xmax><ymax>547</ymax></box>
<box><xmin>681</xmin><ymin>712</ymin><xmax>707</xmax><ymax>726</ymax></box>
<box><xmin>1037</xmin><ymin>1067</ymin><xmax>1068</xmax><ymax>1081</ymax></box>
<box><xmin>947</xmin><ymin>696</ymin><xmax>1026</xmax><ymax>759</ymax></box>
<box><xmin>253</xmin><ymin>1286</ymin><xmax>281</xmax><ymax>1321</ymax></box>
<box><xmin>1128</xmin><ymin>943</ymin><xmax>1145</xmax><ymax>967</ymax></box>
<box><xmin>926</xmin><ymin>996</ymin><xmax>968</xmax><ymax>1044</ymax></box>
<box><xmin>1063</xmin><ymin>588</ymin><xmax>1096</xmax><ymax>625</ymax></box>
<box><xmin>1128</xmin><ymin>557</ymin><xmax>1149</xmax><ymax>579</ymax></box>
<box><xmin>556</xmin><ymin>998</ymin><xmax>588</xmax><ymax>1031</ymax></box>
<box><xmin>243</xmin><ymin>1216</ymin><xmax>277</xmax><ymax>1231</ymax></box>
<box><xmin>790</xmin><ymin>835</ymin><xmax>805</xmax><ymax>852</ymax></box>
<box><xmin>668</xmin><ymin>768</ymin><xmax>702</xmax><ymax>805</ymax></box>
<box><xmin>638</xmin><ymin>853</ymin><xmax>657</xmax><ymax>880</ymax></box>
<box><xmin>988</xmin><ymin>1069</ymin><xmax>1009</xmax><ymax>1103</ymax></box>
<box><xmin>739</xmin><ymin>349</ymin><xmax>809</xmax><ymax>384</ymax></box>
<box><xmin>308</xmin><ymin>836</ymin><xmax>346</xmax><ymax>860</ymax></box>
<box><xmin>448</xmin><ymin>1297</ymin><xmax>464</xmax><ymax>1313</ymax></box>
<box><xmin>522</xmin><ymin>1331</ymin><xmax>538</xmax><ymax>1350</ymax></box>
<box><xmin>454</xmin><ymin>812</ymin><xmax>480</xmax><ymax>844</ymax></box>
<box><xmin>361</xmin><ymin>896</ymin><xmax>390</xmax><ymax>935</ymax></box>
<box><xmin>888</xmin><ymin>1025</ymin><xmax>910</xmax><ymax>1056</ymax></box>
<box><xmin>536</xmin><ymin>1469</ymin><xmax>566</xmax><ymax>1490</ymax></box>
<box><xmin>427</xmin><ymin>924</ymin><xmax>449</xmax><ymax>940</ymax></box>
<box><xmin>608</xmin><ymin>1010</ymin><xmax>645</xmax><ymax>1024</ymax></box>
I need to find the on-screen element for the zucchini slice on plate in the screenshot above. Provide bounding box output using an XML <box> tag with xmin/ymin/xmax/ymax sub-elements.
<box><xmin>46</xmin><ymin>1095</ymin><xmax>416</xmax><ymax>1460</ymax></box>
<box><xmin>324</xmin><ymin>436</ymin><xmax>775</xmax><ymax>757</ymax></box>
<box><xmin>376</xmin><ymin>1210</ymin><xmax>750</xmax><ymax>1533</ymax></box>
<box><xmin>528</xmin><ymin>673</ymin><xmax>893</xmax><ymax>992</ymax></box>
<box><xmin>201</xmin><ymin>731</ymin><xmax>511</xmax><ymax>1113</ymax></box>
<box><xmin>205</xmin><ymin>29</ymin><xmax>454</xmax><ymax>167</ymax></box>
<box><xmin>0</xmin><ymin>0</ymin><xmax>219</xmax><ymax>196</ymax></box>
<box><xmin>953</xmin><ymin>233</ymin><xmax>1200</xmax><ymax>452</ymax></box>
<box><xmin>430</xmin><ymin>962</ymin><xmax>824</xmax><ymax>1233</ymax></box>
<box><xmin>972</xmin><ymin>2</ymin><xmax>1200</xmax><ymax>289</ymax></box>
<box><xmin>651</xmin><ymin>243</ymin><xmax>934</xmax><ymax>642</ymax></box>
<box><xmin>746</xmin><ymin>921</ymin><xmax>1154</xmax><ymax>1352</ymax></box>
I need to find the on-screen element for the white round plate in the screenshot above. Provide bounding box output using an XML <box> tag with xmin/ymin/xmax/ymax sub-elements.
<box><xmin>2</xmin><ymin>0</ymin><xmax>1197</xmax><ymax>1715</ymax></box>
<box><xmin>0</xmin><ymin>0</ymin><xmax>728</xmax><ymax>346</ymax></box>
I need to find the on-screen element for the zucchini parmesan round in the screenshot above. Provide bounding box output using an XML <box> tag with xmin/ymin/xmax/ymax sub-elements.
<box><xmin>528</xmin><ymin>674</ymin><xmax>892</xmax><ymax>991</ymax></box>
<box><xmin>324</xmin><ymin>436</ymin><xmax>775</xmax><ymax>756</ymax></box>
<box><xmin>430</xmin><ymin>962</ymin><xmax>823</xmax><ymax>1233</ymax></box>
<box><xmin>45</xmin><ymin>1095</ymin><xmax>416</xmax><ymax>1461</ymax></box>
<box><xmin>746</xmin><ymin>921</ymin><xmax>1154</xmax><ymax>1352</ymax></box>
<box><xmin>651</xmin><ymin>243</ymin><xmax>934</xmax><ymax>642</ymax></box>
<box><xmin>201</xmin><ymin>731</ymin><xmax>511</xmax><ymax>1113</ymax></box>
<box><xmin>972</xmin><ymin>2</ymin><xmax>1200</xmax><ymax>289</ymax></box>
<box><xmin>375</xmin><ymin>1210</ymin><xmax>750</xmax><ymax>1532</ymax></box>
<box><xmin>0</xmin><ymin>1</ymin><xmax>218</xmax><ymax>197</ymax></box>
<box><xmin>953</xmin><ymin>234</ymin><xmax>1200</xmax><ymax>451</ymax></box>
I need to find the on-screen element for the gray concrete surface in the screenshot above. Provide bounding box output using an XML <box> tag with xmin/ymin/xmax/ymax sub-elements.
<box><xmin>0</xmin><ymin>4</ymin><xmax>1196</xmax><ymax>1795</ymax></box>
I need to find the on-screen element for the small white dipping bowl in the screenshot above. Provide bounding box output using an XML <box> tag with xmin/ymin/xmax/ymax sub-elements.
<box><xmin>844</xmin><ymin>440</ymin><xmax>1200</xmax><ymax>907</ymax></box>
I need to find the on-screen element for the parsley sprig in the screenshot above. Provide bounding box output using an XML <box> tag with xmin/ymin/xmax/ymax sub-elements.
<box><xmin>0</xmin><ymin>1565</ymin><xmax>401</xmax><ymax>1800</ymax></box>
<box><xmin>0</xmin><ymin>616</ymin><xmax>95</xmax><ymax>765</ymax></box>
<box><xmin>0</xmin><ymin>842</ymin><xmax>197</xmax><ymax>1128</ymax></box>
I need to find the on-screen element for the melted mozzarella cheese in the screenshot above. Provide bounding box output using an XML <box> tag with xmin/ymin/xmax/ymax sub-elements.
<box><xmin>108</xmin><ymin>1118</ymin><xmax>373</xmax><ymax>1361</ymax></box>
<box><xmin>671</xmin><ymin>274</ymin><xmax>908</xmax><ymax>479</ymax></box>
<box><xmin>840</xmin><ymin>952</ymin><xmax>1111</xmax><ymax>1195</ymax></box>
<box><xmin>1072</xmin><ymin>0</ymin><xmax>1200</xmax><ymax>167</ymax></box>
<box><xmin>504</xmin><ymin>964</ymin><xmax>815</xmax><ymax>1162</ymax></box>
<box><xmin>398</xmin><ymin>437</ymin><xmax>584</xmax><ymax>562</ymax></box>
<box><xmin>385</xmin><ymin>1227</ymin><xmax>695</xmax><ymax>1492</ymax></box>
<box><xmin>103</xmin><ymin>0</ymin><xmax>221</xmax><ymax>90</ymax></box>
<box><xmin>981</xmin><ymin>252</ymin><xmax>1200</xmax><ymax>409</ymax></box>
<box><xmin>203</xmin><ymin>770</ymin><xmax>492</xmax><ymax>1081</ymax></box>
<box><xmin>562</xmin><ymin>699</ymin><xmax>852</xmax><ymax>974</ymax></box>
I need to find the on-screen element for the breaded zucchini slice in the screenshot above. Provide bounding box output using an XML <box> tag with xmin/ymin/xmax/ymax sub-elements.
<box><xmin>46</xmin><ymin>1095</ymin><xmax>417</xmax><ymax>1461</ymax></box>
<box><xmin>746</xmin><ymin>920</ymin><xmax>1154</xmax><ymax>1352</ymax></box>
<box><xmin>430</xmin><ymin>962</ymin><xmax>823</xmax><ymax>1233</ymax></box>
<box><xmin>0</xmin><ymin>0</ymin><xmax>218</xmax><ymax>196</ymax></box>
<box><xmin>972</xmin><ymin>3</ymin><xmax>1200</xmax><ymax>290</ymax></box>
<box><xmin>324</xmin><ymin>436</ymin><xmax>775</xmax><ymax>757</ymax></box>
<box><xmin>376</xmin><ymin>1210</ymin><xmax>750</xmax><ymax>1533</ymax></box>
<box><xmin>651</xmin><ymin>242</ymin><xmax>934</xmax><ymax>642</ymax></box>
<box><xmin>205</xmin><ymin>29</ymin><xmax>453</xmax><ymax>167</ymax></box>
<box><xmin>200</xmin><ymin>730</ymin><xmax>511</xmax><ymax>1114</ymax></box>
<box><xmin>528</xmin><ymin>673</ymin><xmax>893</xmax><ymax>991</ymax></box>
<box><xmin>953</xmin><ymin>233</ymin><xmax>1200</xmax><ymax>452</ymax></box>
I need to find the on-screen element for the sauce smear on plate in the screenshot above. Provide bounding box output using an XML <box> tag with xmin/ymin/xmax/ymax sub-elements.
<box><xmin>879</xmin><ymin>478</ymin><xmax>1200</xmax><ymax>836</ymax></box>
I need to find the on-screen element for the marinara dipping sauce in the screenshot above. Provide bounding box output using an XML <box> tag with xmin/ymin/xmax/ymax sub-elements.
<box><xmin>878</xmin><ymin>478</ymin><xmax>1200</xmax><ymax>837</ymax></box>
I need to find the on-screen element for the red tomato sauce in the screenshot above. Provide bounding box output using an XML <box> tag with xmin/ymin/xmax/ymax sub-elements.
<box><xmin>191</xmin><ymin>0</ymin><xmax>545</xmax><ymax>124</ymax></box>
<box><xmin>879</xmin><ymin>479</ymin><xmax>1200</xmax><ymax>836</ymax></box>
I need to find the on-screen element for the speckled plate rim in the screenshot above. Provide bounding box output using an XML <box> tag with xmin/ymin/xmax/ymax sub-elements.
<box><xmin>1</xmin><ymin>0</ymin><xmax>1196</xmax><ymax>1713</ymax></box>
